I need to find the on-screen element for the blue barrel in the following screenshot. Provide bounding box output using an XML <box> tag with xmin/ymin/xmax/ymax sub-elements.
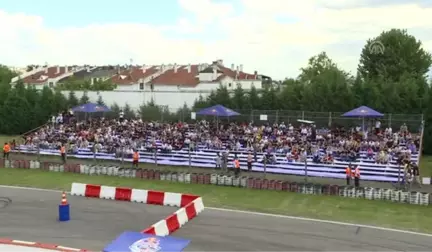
<box><xmin>58</xmin><ymin>204</ymin><xmax>70</xmax><ymax>222</ymax></box>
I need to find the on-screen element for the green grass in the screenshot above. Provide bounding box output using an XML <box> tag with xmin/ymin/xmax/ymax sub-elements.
<box><xmin>0</xmin><ymin>168</ymin><xmax>432</xmax><ymax>233</ymax></box>
<box><xmin>2</xmin><ymin>134</ymin><xmax>432</xmax><ymax>233</ymax></box>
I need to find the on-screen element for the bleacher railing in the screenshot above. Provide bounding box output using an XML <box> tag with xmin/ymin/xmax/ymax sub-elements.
<box><xmin>13</xmin><ymin>144</ymin><xmax>419</xmax><ymax>186</ymax></box>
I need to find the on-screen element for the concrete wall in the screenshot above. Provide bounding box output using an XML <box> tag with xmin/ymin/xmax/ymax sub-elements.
<box><xmin>61</xmin><ymin>90</ymin><xmax>209</xmax><ymax>110</ymax></box>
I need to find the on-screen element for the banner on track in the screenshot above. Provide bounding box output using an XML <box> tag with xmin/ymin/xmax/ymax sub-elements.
<box><xmin>103</xmin><ymin>231</ymin><xmax>190</xmax><ymax>252</ymax></box>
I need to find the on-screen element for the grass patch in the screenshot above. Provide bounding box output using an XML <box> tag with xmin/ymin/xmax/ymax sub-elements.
<box><xmin>0</xmin><ymin>168</ymin><xmax>431</xmax><ymax>233</ymax></box>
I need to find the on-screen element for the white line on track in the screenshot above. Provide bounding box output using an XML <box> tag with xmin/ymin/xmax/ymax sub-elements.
<box><xmin>1</xmin><ymin>184</ymin><xmax>432</xmax><ymax>237</ymax></box>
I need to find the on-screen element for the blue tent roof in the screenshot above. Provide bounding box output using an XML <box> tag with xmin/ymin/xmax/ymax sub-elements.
<box><xmin>196</xmin><ymin>104</ymin><xmax>240</xmax><ymax>117</ymax></box>
<box><xmin>72</xmin><ymin>103</ymin><xmax>111</xmax><ymax>113</ymax></box>
<box><xmin>103</xmin><ymin>231</ymin><xmax>190</xmax><ymax>252</ymax></box>
<box><xmin>342</xmin><ymin>106</ymin><xmax>383</xmax><ymax>117</ymax></box>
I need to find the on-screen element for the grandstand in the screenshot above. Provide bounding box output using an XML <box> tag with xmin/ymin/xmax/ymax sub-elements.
<box><xmin>14</xmin><ymin>107</ymin><xmax>422</xmax><ymax>183</ymax></box>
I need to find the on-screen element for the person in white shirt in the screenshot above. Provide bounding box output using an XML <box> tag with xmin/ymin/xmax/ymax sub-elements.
<box><xmin>375</xmin><ymin>120</ymin><xmax>381</xmax><ymax>134</ymax></box>
<box><xmin>119</xmin><ymin>110</ymin><xmax>124</xmax><ymax>122</ymax></box>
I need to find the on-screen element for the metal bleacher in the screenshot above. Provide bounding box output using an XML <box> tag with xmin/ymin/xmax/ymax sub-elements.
<box><xmin>15</xmin><ymin>139</ymin><xmax>418</xmax><ymax>182</ymax></box>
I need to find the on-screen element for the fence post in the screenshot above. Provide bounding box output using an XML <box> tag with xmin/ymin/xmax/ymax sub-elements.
<box><xmin>188</xmin><ymin>149</ymin><xmax>191</xmax><ymax>173</ymax></box>
<box><xmin>93</xmin><ymin>145</ymin><xmax>96</xmax><ymax>164</ymax></box>
<box><xmin>121</xmin><ymin>146</ymin><xmax>125</xmax><ymax>167</ymax></box>
<box><xmin>418</xmin><ymin>115</ymin><xmax>425</xmax><ymax>166</ymax></box>
<box><xmin>263</xmin><ymin>158</ymin><xmax>267</xmax><ymax>179</ymax></box>
<box><xmin>154</xmin><ymin>148</ymin><xmax>158</xmax><ymax>166</ymax></box>
<box><xmin>37</xmin><ymin>144</ymin><xmax>41</xmax><ymax>162</ymax></box>
<box><xmin>302</xmin><ymin>111</ymin><xmax>305</xmax><ymax>120</ymax></box>
<box><xmin>398</xmin><ymin>164</ymin><xmax>401</xmax><ymax>187</ymax></box>
<box><xmin>328</xmin><ymin>112</ymin><xmax>332</xmax><ymax>127</ymax></box>
<box><xmin>275</xmin><ymin>110</ymin><xmax>279</xmax><ymax>124</ymax></box>
<box><xmin>304</xmin><ymin>159</ymin><xmax>308</xmax><ymax>183</ymax></box>
<box><xmin>388</xmin><ymin>113</ymin><xmax>392</xmax><ymax>128</ymax></box>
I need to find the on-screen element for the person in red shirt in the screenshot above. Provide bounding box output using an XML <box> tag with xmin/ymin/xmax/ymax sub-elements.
<box><xmin>132</xmin><ymin>150</ymin><xmax>140</xmax><ymax>168</ymax></box>
<box><xmin>60</xmin><ymin>144</ymin><xmax>66</xmax><ymax>164</ymax></box>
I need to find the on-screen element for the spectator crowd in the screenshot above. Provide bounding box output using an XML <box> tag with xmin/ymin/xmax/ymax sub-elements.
<box><xmin>20</xmin><ymin>112</ymin><xmax>419</xmax><ymax>168</ymax></box>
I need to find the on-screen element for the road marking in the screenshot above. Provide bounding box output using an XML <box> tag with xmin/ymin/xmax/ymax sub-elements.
<box><xmin>205</xmin><ymin>207</ymin><xmax>432</xmax><ymax>237</ymax></box>
<box><xmin>2</xmin><ymin>184</ymin><xmax>432</xmax><ymax>237</ymax></box>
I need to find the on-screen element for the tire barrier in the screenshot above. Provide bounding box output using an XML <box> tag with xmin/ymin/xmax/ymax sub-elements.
<box><xmin>3</xmin><ymin>160</ymin><xmax>431</xmax><ymax>206</ymax></box>
<box><xmin>71</xmin><ymin>183</ymin><xmax>205</xmax><ymax>237</ymax></box>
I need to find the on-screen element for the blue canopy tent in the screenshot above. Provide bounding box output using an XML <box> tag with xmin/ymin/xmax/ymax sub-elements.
<box><xmin>103</xmin><ymin>231</ymin><xmax>190</xmax><ymax>252</ymax></box>
<box><xmin>72</xmin><ymin>103</ymin><xmax>111</xmax><ymax>113</ymax></box>
<box><xmin>72</xmin><ymin>103</ymin><xmax>111</xmax><ymax>121</ymax></box>
<box><xmin>342</xmin><ymin>105</ymin><xmax>383</xmax><ymax>131</ymax></box>
<box><xmin>196</xmin><ymin>104</ymin><xmax>240</xmax><ymax>117</ymax></box>
<box><xmin>196</xmin><ymin>104</ymin><xmax>240</xmax><ymax>128</ymax></box>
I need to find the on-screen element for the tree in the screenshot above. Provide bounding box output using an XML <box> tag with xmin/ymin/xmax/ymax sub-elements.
<box><xmin>210</xmin><ymin>85</ymin><xmax>231</xmax><ymax>106</ymax></box>
<box><xmin>92</xmin><ymin>78</ymin><xmax>117</xmax><ymax>91</ymax></box>
<box><xmin>358</xmin><ymin>29</ymin><xmax>432</xmax><ymax>83</ymax></box>
<box><xmin>0</xmin><ymin>29</ymin><xmax>431</xmax><ymax>153</ymax></box>
<box><xmin>96</xmin><ymin>95</ymin><xmax>105</xmax><ymax>105</ymax></box>
<box><xmin>193</xmin><ymin>95</ymin><xmax>208</xmax><ymax>109</ymax></box>
<box><xmin>298</xmin><ymin>52</ymin><xmax>354</xmax><ymax>111</ymax></box>
<box><xmin>278</xmin><ymin>79</ymin><xmax>302</xmax><ymax>110</ymax></box>
<box><xmin>175</xmin><ymin>103</ymin><xmax>191</xmax><ymax>122</ymax></box>
<box><xmin>232</xmin><ymin>84</ymin><xmax>246</xmax><ymax>110</ymax></box>
<box><xmin>79</xmin><ymin>91</ymin><xmax>90</xmax><ymax>104</ymax></box>
<box><xmin>56</xmin><ymin>77</ymin><xmax>117</xmax><ymax>91</ymax></box>
<box><xmin>67</xmin><ymin>91</ymin><xmax>79</xmax><ymax>107</ymax></box>
<box><xmin>53</xmin><ymin>89</ymin><xmax>68</xmax><ymax>112</ymax></box>
<box><xmin>0</xmin><ymin>65</ymin><xmax>17</xmax><ymax>85</ymax></box>
<box><xmin>123</xmin><ymin>103</ymin><xmax>135</xmax><ymax>119</ymax></box>
<box><xmin>107</xmin><ymin>103</ymin><xmax>121</xmax><ymax>119</ymax></box>
<box><xmin>260</xmin><ymin>87</ymin><xmax>279</xmax><ymax>110</ymax></box>
<box><xmin>139</xmin><ymin>99</ymin><xmax>162</xmax><ymax>121</ymax></box>
<box><xmin>246</xmin><ymin>85</ymin><xmax>261</xmax><ymax>109</ymax></box>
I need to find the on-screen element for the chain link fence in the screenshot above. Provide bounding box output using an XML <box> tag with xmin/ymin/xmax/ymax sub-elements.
<box><xmin>134</xmin><ymin>107</ymin><xmax>423</xmax><ymax>132</ymax></box>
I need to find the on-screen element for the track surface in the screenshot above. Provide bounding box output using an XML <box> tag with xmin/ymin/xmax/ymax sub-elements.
<box><xmin>1</xmin><ymin>187</ymin><xmax>431</xmax><ymax>251</ymax></box>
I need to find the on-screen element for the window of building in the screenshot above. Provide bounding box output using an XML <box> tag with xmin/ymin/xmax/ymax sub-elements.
<box><xmin>139</xmin><ymin>82</ymin><xmax>144</xmax><ymax>90</ymax></box>
<box><xmin>49</xmin><ymin>82</ymin><xmax>54</xmax><ymax>88</ymax></box>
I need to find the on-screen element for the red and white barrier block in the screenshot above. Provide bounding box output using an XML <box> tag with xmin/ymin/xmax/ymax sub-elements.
<box><xmin>71</xmin><ymin>183</ymin><xmax>205</xmax><ymax>236</ymax></box>
<box><xmin>0</xmin><ymin>238</ymin><xmax>88</xmax><ymax>252</ymax></box>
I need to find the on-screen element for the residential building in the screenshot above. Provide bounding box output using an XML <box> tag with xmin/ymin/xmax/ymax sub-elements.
<box><xmin>12</xmin><ymin>59</ymin><xmax>265</xmax><ymax>91</ymax></box>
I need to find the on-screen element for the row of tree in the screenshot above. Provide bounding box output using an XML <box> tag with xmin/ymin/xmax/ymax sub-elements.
<box><xmin>55</xmin><ymin>76</ymin><xmax>117</xmax><ymax>91</ymax></box>
<box><xmin>1</xmin><ymin>29</ymin><xmax>432</xmax><ymax>153</ymax></box>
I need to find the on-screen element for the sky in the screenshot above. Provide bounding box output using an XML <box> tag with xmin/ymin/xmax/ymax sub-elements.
<box><xmin>2</xmin><ymin>0</ymin><xmax>432</xmax><ymax>79</ymax></box>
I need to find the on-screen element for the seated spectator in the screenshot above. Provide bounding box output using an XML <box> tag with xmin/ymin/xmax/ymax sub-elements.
<box><xmin>366</xmin><ymin>147</ymin><xmax>374</xmax><ymax>159</ymax></box>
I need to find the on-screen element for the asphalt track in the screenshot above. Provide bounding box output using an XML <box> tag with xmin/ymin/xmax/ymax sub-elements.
<box><xmin>1</xmin><ymin>187</ymin><xmax>432</xmax><ymax>251</ymax></box>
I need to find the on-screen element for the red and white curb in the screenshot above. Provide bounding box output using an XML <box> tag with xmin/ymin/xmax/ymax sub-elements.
<box><xmin>71</xmin><ymin>182</ymin><xmax>205</xmax><ymax>236</ymax></box>
<box><xmin>0</xmin><ymin>238</ymin><xmax>88</xmax><ymax>252</ymax></box>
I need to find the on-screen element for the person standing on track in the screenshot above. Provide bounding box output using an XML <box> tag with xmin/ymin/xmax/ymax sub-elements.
<box><xmin>3</xmin><ymin>142</ymin><xmax>10</xmax><ymax>160</ymax></box>
<box><xmin>247</xmin><ymin>152</ymin><xmax>253</xmax><ymax>171</ymax></box>
<box><xmin>234</xmin><ymin>158</ymin><xmax>240</xmax><ymax>177</ymax></box>
<box><xmin>354</xmin><ymin>165</ymin><xmax>361</xmax><ymax>187</ymax></box>
<box><xmin>60</xmin><ymin>144</ymin><xmax>66</xmax><ymax>164</ymax></box>
<box><xmin>132</xmin><ymin>149</ymin><xmax>140</xmax><ymax>168</ymax></box>
<box><xmin>345</xmin><ymin>164</ymin><xmax>352</xmax><ymax>185</ymax></box>
<box><xmin>409</xmin><ymin>161</ymin><xmax>421</xmax><ymax>188</ymax></box>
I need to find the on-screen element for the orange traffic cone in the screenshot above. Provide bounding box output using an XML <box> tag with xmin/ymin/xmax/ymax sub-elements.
<box><xmin>61</xmin><ymin>192</ymin><xmax>68</xmax><ymax>205</ymax></box>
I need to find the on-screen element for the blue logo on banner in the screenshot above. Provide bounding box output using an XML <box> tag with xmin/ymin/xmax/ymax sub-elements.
<box><xmin>103</xmin><ymin>231</ymin><xmax>190</xmax><ymax>252</ymax></box>
<box><xmin>129</xmin><ymin>237</ymin><xmax>161</xmax><ymax>252</ymax></box>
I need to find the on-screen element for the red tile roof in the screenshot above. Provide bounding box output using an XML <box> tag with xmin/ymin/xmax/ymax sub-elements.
<box><xmin>151</xmin><ymin>65</ymin><xmax>200</xmax><ymax>87</ymax></box>
<box><xmin>217</xmin><ymin>66</ymin><xmax>258</xmax><ymax>81</ymax></box>
<box><xmin>22</xmin><ymin>66</ymin><xmax>73</xmax><ymax>84</ymax></box>
<box><xmin>110</xmin><ymin>66</ymin><xmax>159</xmax><ymax>85</ymax></box>
<box><xmin>151</xmin><ymin>64</ymin><xmax>257</xmax><ymax>86</ymax></box>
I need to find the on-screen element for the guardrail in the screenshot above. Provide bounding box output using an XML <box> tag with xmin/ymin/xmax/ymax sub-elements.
<box><xmin>1</xmin><ymin>159</ymin><xmax>430</xmax><ymax>206</ymax></box>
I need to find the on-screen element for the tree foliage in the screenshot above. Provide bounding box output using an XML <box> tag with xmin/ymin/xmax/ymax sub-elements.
<box><xmin>1</xmin><ymin>29</ymin><xmax>432</xmax><ymax>154</ymax></box>
<box><xmin>55</xmin><ymin>76</ymin><xmax>117</xmax><ymax>91</ymax></box>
